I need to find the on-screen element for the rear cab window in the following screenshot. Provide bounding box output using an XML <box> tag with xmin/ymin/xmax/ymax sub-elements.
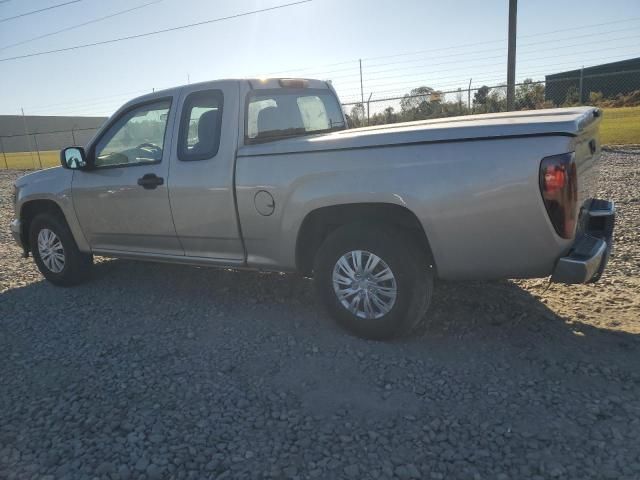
<box><xmin>246</xmin><ymin>87</ymin><xmax>345</xmax><ymax>144</ymax></box>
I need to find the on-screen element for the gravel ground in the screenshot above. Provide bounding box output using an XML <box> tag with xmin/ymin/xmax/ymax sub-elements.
<box><xmin>1</xmin><ymin>151</ymin><xmax>639</xmax><ymax>480</ymax></box>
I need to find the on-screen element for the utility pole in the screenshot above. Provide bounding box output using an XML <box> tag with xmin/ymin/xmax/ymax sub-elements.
<box><xmin>468</xmin><ymin>78</ymin><xmax>472</xmax><ymax>111</ymax></box>
<box><xmin>366</xmin><ymin>92</ymin><xmax>372</xmax><ymax>126</ymax></box>
<box><xmin>506</xmin><ymin>0</ymin><xmax>518</xmax><ymax>111</ymax></box>
<box><xmin>359</xmin><ymin>59</ymin><xmax>364</xmax><ymax>108</ymax></box>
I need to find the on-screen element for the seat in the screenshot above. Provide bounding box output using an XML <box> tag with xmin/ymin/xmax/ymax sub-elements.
<box><xmin>257</xmin><ymin>106</ymin><xmax>287</xmax><ymax>136</ymax></box>
<box><xmin>191</xmin><ymin>109</ymin><xmax>220</xmax><ymax>156</ymax></box>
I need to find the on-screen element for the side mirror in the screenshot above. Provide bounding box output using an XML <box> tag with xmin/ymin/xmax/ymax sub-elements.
<box><xmin>60</xmin><ymin>146</ymin><xmax>88</xmax><ymax>170</ymax></box>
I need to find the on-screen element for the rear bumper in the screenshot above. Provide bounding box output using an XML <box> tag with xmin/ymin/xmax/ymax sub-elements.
<box><xmin>551</xmin><ymin>199</ymin><xmax>615</xmax><ymax>284</ymax></box>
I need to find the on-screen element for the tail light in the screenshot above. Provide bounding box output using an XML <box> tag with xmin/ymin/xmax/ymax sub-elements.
<box><xmin>539</xmin><ymin>153</ymin><xmax>578</xmax><ymax>239</ymax></box>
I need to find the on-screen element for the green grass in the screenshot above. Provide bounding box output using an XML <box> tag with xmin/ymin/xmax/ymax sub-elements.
<box><xmin>1</xmin><ymin>150</ymin><xmax>59</xmax><ymax>170</ymax></box>
<box><xmin>601</xmin><ymin>106</ymin><xmax>640</xmax><ymax>145</ymax></box>
<box><xmin>1</xmin><ymin>107</ymin><xmax>638</xmax><ymax>170</ymax></box>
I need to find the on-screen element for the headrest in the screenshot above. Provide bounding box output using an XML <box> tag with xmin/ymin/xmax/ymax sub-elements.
<box><xmin>257</xmin><ymin>106</ymin><xmax>285</xmax><ymax>135</ymax></box>
<box><xmin>198</xmin><ymin>109</ymin><xmax>219</xmax><ymax>142</ymax></box>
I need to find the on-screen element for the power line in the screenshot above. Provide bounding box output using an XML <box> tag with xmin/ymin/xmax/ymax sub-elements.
<box><xmin>330</xmin><ymin>43</ymin><xmax>640</xmax><ymax>91</ymax></box>
<box><xmin>22</xmin><ymin>39</ymin><xmax>639</xmax><ymax>115</ymax></box>
<box><xmin>26</xmin><ymin>48</ymin><xmax>639</xmax><ymax>115</ymax></box>
<box><xmin>361</xmin><ymin>17</ymin><xmax>640</xmax><ymax>64</ymax></box>
<box><xmin>269</xmin><ymin>27</ymin><xmax>640</xmax><ymax>82</ymax></box>
<box><xmin>14</xmin><ymin>15</ymin><xmax>639</xmax><ymax>115</ymax></box>
<box><xmin>334</xmin><ymin>39</ymin><xmax>640</xmax><ymax>86</ymax></box>
<box><xmin>358</xmin><ymin>27</ymin><xmax>640</xmax><ymax>72</ymax></box>
<box><xmin>0</xmin><ymin>0</ymin><xmax>163</xmax><ymax>51</ymax></box>
<box><xmin>0</xmin><ymin>0</ymin><xmax>312</xmax><ymax>62</ymax></box>
<box><xmin>332</xmin><ymin>35</ymin><xmax>640</xmax><ymax>85</ymax></box>
<box><xmin>0</xmin><ymin>0</ymin><xmax>82</xmax><ymax>23</ymax></box>
<box><xmin>336</xmin><ymin>50</ymin><xmax>640</xmax><ymax>98</ymax></box>
<box><xmin>262</xmin><ymin>16</ymin><xmax>640</xmax><ymax>78</ymax></box>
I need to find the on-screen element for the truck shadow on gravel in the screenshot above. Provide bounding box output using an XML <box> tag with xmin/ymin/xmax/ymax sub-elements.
<box><xmin>6</xmin><ymin>257</ymin><xmax>639</xmax><ymax>364</ymax></box>
<box><xmin>3</xmin><ymin>257</ymin><xmax>639</xmax><ymax>437</ymax></box>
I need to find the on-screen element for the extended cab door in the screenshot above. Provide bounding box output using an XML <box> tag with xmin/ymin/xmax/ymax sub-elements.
<box><xmin>72</xmin><ymin>97</ymin><xmax>182</xmax><ymax>255</ymax></box>
<box><xmin>167</xmin><ymin>81</ymin><xmax>244</xmax><ymax>263</ymax></box>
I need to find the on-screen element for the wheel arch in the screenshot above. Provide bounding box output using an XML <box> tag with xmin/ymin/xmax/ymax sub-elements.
<box><xmin>295</xmin><ymin>202</ymin><xmax>437</xmax><ymax>277</ymax></box>
<box><xmin>20</xmin><ymin>199</ymin><xmax>68</xmax><ymax>254</ymax></box>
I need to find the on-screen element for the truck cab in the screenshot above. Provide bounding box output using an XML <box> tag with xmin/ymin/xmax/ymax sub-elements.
<box><xmin>43</xmin><ymin>79</ymin><xmax>344</xmax><ymax>264</ymax></box>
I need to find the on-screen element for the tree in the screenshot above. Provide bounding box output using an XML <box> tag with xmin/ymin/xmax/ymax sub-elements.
<box><xmin>400</xmin><ymin>86</ymin><xmax>434</xmax><ymax>112</ymax></box>
<box><xmin>486</xmin><ymin>86</ymin><xmax>507</xmax><ymax>112</ymax></box>
<box><xmin>456</xmin><ymin>88</ymin><xmax>463</xmax><ymax>113</ymax></box>
<box><xmin>348</xmin><ymin>103</ymin><xmax>365</xmax><ymax>128</ymax></box>
<box><xmin>515</xmin><ymin>79</ymin><xmax>545</xmax><ymax>110</ymax></box>
<box><xmin>383</xmin><ymin>106</ymin><xmax>397</xmax><ymax>124</ymax></box>
<box><xmin>473</xmin><ymin>86</ymin><xmax>490</xmax><ymax>108</ymax></box>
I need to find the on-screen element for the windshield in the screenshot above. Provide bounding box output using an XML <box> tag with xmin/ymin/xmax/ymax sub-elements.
<box><xmin>246</xmin><ymin>89</ymin><xmax>346</xmax><ymax>143</ymax></box>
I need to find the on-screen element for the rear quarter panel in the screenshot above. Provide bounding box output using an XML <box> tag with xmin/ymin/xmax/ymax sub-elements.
<box><xmin>235</xmin><ymin>135</ymin><xmax>575</xmax><ymax>280</ymax></box>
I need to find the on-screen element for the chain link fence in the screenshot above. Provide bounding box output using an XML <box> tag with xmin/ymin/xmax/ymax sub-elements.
<box><xmin>0</xmin><ymin>127</ymin><xmax>99</xmax><ymax>170</ymax></box>
<box><xmin>340</xmin><ymin>67</ymin><xmax>640</xmax><ymax>146</ymax></box>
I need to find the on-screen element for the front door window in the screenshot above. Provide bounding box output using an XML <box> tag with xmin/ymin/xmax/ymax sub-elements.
<box><xmin>94</xmin><ymin>100</ymin><xmax>171</xmax><ymax>168</ymax></box>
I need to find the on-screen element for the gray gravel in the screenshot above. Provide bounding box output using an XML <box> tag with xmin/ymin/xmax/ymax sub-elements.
<box><xmin>1</xmin><ymin>151</ymin><xmax>640</xmax><ymax>480</ymax></box>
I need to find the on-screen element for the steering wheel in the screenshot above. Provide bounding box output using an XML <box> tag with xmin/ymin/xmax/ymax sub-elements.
<box><xmin>137</xmin><ymin>142</ymin><xmax>162</xmax><ymax>152</ymax></box>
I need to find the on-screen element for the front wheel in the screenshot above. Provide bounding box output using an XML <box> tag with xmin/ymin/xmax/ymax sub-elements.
<box><xmin>30</xmin><ymin>213</ymin><xmax>93</xmax><ymax>286</ymax></box>
<box><xmin>313</xmin><ymin>224</ymin><xmax>433</xmax><ymax>340</ymax></box>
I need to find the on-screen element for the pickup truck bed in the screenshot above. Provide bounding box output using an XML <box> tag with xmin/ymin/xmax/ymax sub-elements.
<box><xmin>240</xmin><ymin>107</ymin><xmax>598</xmax><ymax>154</ymax></box>
<box><xmin>236</xmin><ymin>106</ymin><xmax>605</xmax><ymax>281</ymax></box>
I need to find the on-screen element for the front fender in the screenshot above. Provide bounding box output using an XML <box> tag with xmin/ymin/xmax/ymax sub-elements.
<box><xmin>15</xmin><ymin>168</ymin><xmax>90</xmax><ymax>253</ymax></box>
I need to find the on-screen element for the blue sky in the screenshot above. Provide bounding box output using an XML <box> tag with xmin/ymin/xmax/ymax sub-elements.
<box><xmin>1</xmin><ymin>0</ymin><xmax>639</xmax><ymax>116</ymax></box>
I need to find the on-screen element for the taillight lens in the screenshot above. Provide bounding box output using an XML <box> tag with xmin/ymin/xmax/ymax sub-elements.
<box><xmin>539</xmin><ymin>153</ymin><xmax>578</xmax><ymax>239</ymax></box>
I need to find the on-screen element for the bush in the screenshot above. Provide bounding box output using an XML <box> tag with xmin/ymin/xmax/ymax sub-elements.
<box><xmin>596</xmin><ymin>89</ymin><xmax>640</xmax><ymax>108</ymax></box>
<box><xmin>589</xmin><ymin>91</ymin><xmax>604</xmax><ymax>105</ymax></box>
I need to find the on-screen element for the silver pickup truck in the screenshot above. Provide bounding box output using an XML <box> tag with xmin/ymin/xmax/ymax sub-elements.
<box><xmin>11</xmin><ymin>78</ymin><xmax>615</xmax><ymax>339</ymax></box>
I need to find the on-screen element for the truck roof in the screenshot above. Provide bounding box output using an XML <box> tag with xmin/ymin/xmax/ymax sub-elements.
<box><xmin>119</xmin><ymin>78</ymin><xmax>333</xmax><ymax>111</ymax></box>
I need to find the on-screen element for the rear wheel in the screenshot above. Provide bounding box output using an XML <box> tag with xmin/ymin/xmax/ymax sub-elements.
<box><xmin>30</xmin><ymin>213</ymin><xmax>93</xmax><ymax>286</ymax></box>
<box><xmin>313</xmin><ymin>223</ymin><xmax>433</xmax><ymax>340</ymax></box>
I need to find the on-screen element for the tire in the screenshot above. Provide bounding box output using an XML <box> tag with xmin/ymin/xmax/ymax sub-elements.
<box><xmin>29</xmin><ymin>212</ymin><xmax>93</xmax><ymax>286</ymax></box>
<box><xmin>313</xmin><ymin>223</ymin><xmax>433</xmax><ymax>340</ymax></box>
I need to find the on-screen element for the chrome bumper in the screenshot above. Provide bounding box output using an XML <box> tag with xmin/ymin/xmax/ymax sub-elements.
<box><xmin>551</xmin><ymin>199</ymin><xmax>615</xmax><ymax>284</ymax></box>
